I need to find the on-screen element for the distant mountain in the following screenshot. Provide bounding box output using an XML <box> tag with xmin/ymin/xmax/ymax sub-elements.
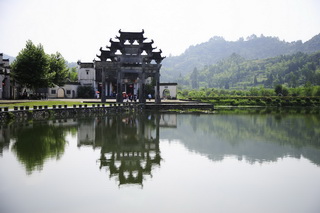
<box><xmin>2</xmin><ymin>54</ymin><xmax>15</xmax><ymax>63</ymax></box>
<box><xmin>180</xmin><ymin>51</ymin><xmax>320</xmax><ymax>90</ymax></box>
<box><xmin>66</xmin><ymin>61</ymin><xmax>78</xmax><ymax>68</ymax></box>
<box><xmin>161</xmin><ymin>33</ymin><xmax>320</xmax><ymax>82</ymax></box>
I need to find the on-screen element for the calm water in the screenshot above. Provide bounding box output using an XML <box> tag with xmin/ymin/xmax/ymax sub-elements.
<box><xmin>1</xmin><ymin>109</ymin><xmax>320</xmax><ymax>213</ymax></box>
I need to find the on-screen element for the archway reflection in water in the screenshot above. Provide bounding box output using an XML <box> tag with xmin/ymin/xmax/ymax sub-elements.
<box><xmin>1</xmin><ymin>109</ymin><xmax>320</xmax><ymax>213</ymax></box>
<box><xmin>90</xmin><ymin>114</ymin><xmax>161</xmax><ymax>186</ymax></box>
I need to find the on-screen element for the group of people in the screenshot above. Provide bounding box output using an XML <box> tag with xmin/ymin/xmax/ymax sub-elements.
<box><xmin>122</xmin><ymin>92</ymin><xmax>138</xmax><ymax>102</ymax></box>
<box><xmin>122</xmin><ymin>92</ymin><xmax>153</xmax><ymax>102</ymax></box>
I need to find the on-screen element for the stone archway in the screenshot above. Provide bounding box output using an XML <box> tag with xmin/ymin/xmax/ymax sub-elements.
<box><xmin>94</xmin><ymin>30</ymin><xmax>165</xmax><ymax>104</ymax></box>
<box><xmin>57</xmin><ymin>88</ymin><xmax>65</xmax><ymax>98</ymax></box>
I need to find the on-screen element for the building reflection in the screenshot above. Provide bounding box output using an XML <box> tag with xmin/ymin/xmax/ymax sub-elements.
<box><xmin>77</xmin><ymin>113</ymin><xmax>169</xmax><ymax>186</ymax></box>
<box><xmin>2</xmin><ymin>109</ymin><xmax>320</xmax><ymax>183</ymax></box>
<box><xmin>0</xmin><ymin>124</ymin><xmax>10</xmax><ymax>156</ymax></box>
<box><xmin>0</xmin><ymin>113</ymin><xmax>176</xmax><ymax>184</ymax></box>
<box><xmin>159</xmin><ymin>113</ymin><xmax>177</xmax><ymax>128</ymax></box>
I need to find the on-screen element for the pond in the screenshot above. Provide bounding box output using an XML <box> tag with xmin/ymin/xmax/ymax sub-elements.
<box><xmin>1</xmin><ymin>108</ymin><xmax>320</xmax><ymax>213</ymax></box>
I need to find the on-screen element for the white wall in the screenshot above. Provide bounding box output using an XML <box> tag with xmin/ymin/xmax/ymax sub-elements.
<box><xmin>48</xmin><ymin>84</ymin><xmax>78</xmax><ymax>98</ymax></box>
<box><xmin>78</xmin><ymin>67</ymin><xmax>96</xmax><ymax>89</ymax></box>
<box><xmin>0</xmin><ymin>55</ymin><xmax>11</xmax><ymax>99</ymax></box>
<box><xmin>159</xmin><ymin>84</ymin><xmax>177</xmax><ymax>99</ymax></box>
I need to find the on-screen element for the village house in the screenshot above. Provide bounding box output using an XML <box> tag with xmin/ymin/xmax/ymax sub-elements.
<box><xmin>0</xmin><ymin>53</ymin><xmax>12</xmax><ymax>99</ymax></box>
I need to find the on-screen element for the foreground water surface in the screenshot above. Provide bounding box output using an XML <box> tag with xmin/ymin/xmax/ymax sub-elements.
<box><xmin>1</xmin><ymin>109</ymin><xmax>320</xmax><ymax>213</ymax></box>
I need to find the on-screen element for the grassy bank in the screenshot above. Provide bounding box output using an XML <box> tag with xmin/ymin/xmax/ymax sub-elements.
<box><xmin>187</xmin><ymin>96</ymin><xmax>320</xmax><ymax>107</ymax></box>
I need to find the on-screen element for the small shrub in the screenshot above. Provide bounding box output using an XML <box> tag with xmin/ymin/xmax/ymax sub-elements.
<box><xmin>265</xmin><ymin>97</ymin><xmax>272</xmax><ymax>104</ymax></box>
<box><xmin>77</xmin><ymin>86</ymin><xmax>95</xmax><ymax>98</ymax></box>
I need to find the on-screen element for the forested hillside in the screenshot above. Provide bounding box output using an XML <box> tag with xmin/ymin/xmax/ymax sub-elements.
<box><xmin>161</xmin><ymin>33</ymin><xmax>320</xmax><ymax>83</ymax></box>
<box><xmin>178</xmin><ymin>51</ymin><xmax>320</xmax><ymax>90</ymax></box>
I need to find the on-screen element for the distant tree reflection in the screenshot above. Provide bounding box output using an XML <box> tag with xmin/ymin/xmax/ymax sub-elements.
<box><xmin>11</xmin><ymin>122</ymin><xmax>68</xmax><ymax>174</ymax></box>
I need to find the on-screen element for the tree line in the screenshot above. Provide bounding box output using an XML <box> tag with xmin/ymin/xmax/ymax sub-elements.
<box><xmin>179</xmin><ymin>85</ymin><xmax>320</xmax><ymax>99</ymax></box>
<box><xmin>11</xmin><ymin>40</ymin><xmax>78</xmax><ymax>93</ymax></box>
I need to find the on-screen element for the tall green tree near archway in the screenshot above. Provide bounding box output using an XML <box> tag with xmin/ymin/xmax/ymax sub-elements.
<box><xmin>11</xmin><ymin>40</ymin><xmax>50</xmax><ymax>91</ymax></box>
<box><xmin>11</xmin><ymin>40</ymin><xmax>68</xmax><ymax>91</ymax></box>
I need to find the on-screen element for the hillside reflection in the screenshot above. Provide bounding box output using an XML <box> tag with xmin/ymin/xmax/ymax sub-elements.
<box><xmin>1</xmin><ymin>108</ymin><xmax>320</xmax><ymax>183</ymax></box>
<box><xmin>161</xmin><ymin>108</ymin><xmax>320</xmax><ymax>166</ymax></box>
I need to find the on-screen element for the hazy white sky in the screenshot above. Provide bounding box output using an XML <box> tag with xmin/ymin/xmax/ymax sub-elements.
<box><xmin>1</xmin><ymin>0</ymin><xmax>319</xmax><ymax>62</ymax></box>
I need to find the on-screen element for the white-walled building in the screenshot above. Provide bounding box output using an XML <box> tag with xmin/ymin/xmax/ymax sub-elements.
<box><xmin>158</xmin><ymin>83</ymin><xmax>177</xmax><ymax>99</ymax></box>
<box><xmin>48</xmin><ymin>83</ymin><xmax>79</xmax><ymax>99</ymax></box>
<box><xmin>78</xmin><ymin>62</ymin><xmax>97</xmax><ymax>90</ymax></box>
<box><xmin>0</xmin><ymin>53</ymin><xmax>11</xmax><ymax>99</ymax></box>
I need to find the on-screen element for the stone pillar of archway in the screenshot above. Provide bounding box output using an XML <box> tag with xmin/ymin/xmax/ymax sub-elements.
<box><xmin>155</xmin><ymin>72</ymin><xmax>161</xmax><ymax>104</ymax></box>
<box><xmin>156</xmin><ymin>113</ymin><xmax>160</xmax><ymax>140</ymax></box>
<box><xmin>116</xmin><ymin>71</ymin><xmax>123</xmax><ymax>102</ymax></box>
<box><xmin>101</xmin><ymin>67</ymin><xmax>106</xmax><ymax>103</ymax></box>
<box><xmin>107</xmin><ymin>81</ymin><xmax>110</xmax><ymax>98</ymax></box>
<box><xmin>139</xmin><ymin>72</ymin><xmax>146</xmax><ymax>103</ymax></box>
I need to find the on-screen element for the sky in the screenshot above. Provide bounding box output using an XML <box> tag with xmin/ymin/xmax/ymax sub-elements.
<box><xmin>1</xmin><ymin>0</ymin><xmax>320</xmax><ymax>62</ymax></box>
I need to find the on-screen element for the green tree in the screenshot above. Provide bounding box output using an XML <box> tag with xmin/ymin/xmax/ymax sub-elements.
<box><xmin>190</xmin><ymin>67</ymin><xmax>199</xmax><ymax>89</ymax></box>
<box><xmin>145</xmin><ymin>83</ymin><xmax>155</xmax><ymax>97</ymax></box>
<box><xmin>313</xmin><ymin>86</ymin><xmax>320</xmax><ymax>96</ymax></box>
<box><xmin>11</xmin><ymin>40</ymin><xmax>69</xmax><ymax>91</ymax></box>
<box><xmin>77</xmin><ymin>86</ymin><xmax>95</xmax><ymax>98</ymax></box>
<box><xmin>304</xmin><ymin>82</ymin><xmax>313</xmax><ymax>96</ymax></box>
<box><xmin>282</xmin><ymin>87</ymin><xmax>289</xmax><ymax>96</ymax></box>
<box><xmin>290</xmin><ymin>87</ymin><xmax>303</xmax><ymax>96</ymax></box>
<box><xmin>177</xmin><ymin>73</ymin><xmax>184</xmax><ymax>85</ymax></box>
<box><xmin>274</xmin><ymin>84</ymin><xmax>283</xmax><ymax>95</ymax></box>
<box><xmin>249</xmin><ymin>87</ymin><xmax>259</xmax><ymax>96</ymax></box>
<box><xmin>253</xmin><ymin>75</ymin><xmax>258</xmax><ymax>85</ymax></box>
<box><xmin>259</xmin><ymin>87</ymin><xmax>273</xmax><ymax>96</ymax></box>
<box><xmin>48</xmin><ymin>52</ymin><xmax>68</xmax><ymax>86</ymax></box>
<box><xmin>264</xmin><ymin>73</ymin><xmax>274</xmax><ymax>87</ymax></box>
<box><xmin>68</xmin><ymin>67</ymin><xmax>78</xmax><ymax>82</ymax></box>
<box><xmin>11</xmin><ymin>40</ymin><xmax>50</xmax><ymax>91</ymax></box>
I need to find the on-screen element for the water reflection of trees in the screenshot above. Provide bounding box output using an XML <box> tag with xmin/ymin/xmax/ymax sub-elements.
<box><xmin>77</xmin><ymin>113</ymin><xmax>162</xmax><ymax>186</ymax></box>
<box><xmin>0</xmin><ymin>113</ymin><xmax>163</xmax><ymax>185</ymax></box>
<box><xmin>2</xmin><ymin>109</ymin><xmax>319</xmax><ymax>182</ymax></box>
<box><xmin>4</xmin><ymin>120</ymin><xmax>76</xmax><ymax>174</ymax></box>
<box><xmin>161</xmin><ymin>109</ymin><xmax>320</xmax><ymax>165</ymax></box>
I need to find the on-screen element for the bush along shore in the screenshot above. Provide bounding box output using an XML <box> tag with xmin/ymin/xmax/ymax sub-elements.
<box><xmin>184</xmin><ymin>96</ymin><xmax>320</xmax><ymax>107</ymax></box>
<box><xmin>177</xmin><ymin>84</ymin><xmax>320</xmax><ymax>107</ymax></box>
